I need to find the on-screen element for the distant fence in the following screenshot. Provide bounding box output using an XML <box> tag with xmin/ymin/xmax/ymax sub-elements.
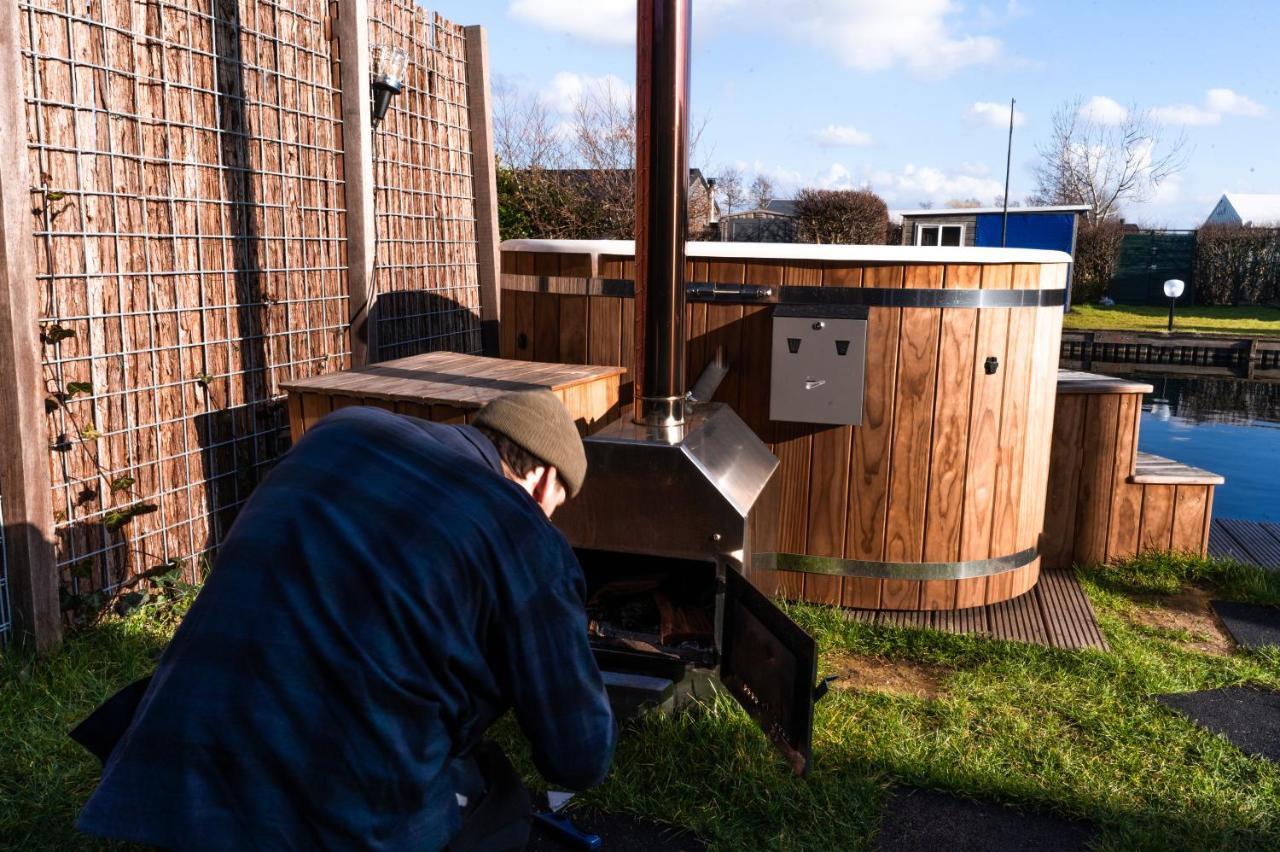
<box><xmin>1108</xmin><ymin>230</ymin><xmax>1197</xmax><ymax>305</ymax></box>
<box><xmin>0</xmin><ymin>1</ymin><xmax>497</xmax><ymax>648</ymax></box>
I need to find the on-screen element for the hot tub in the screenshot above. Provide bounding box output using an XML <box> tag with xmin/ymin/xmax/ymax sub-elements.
<box><xmin>498</xmin><ymin>240</ymin><xmax>1069</xmax><ymax>611</ymax></box>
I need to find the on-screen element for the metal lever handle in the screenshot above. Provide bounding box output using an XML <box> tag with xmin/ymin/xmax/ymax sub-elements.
<box><xmin>804</xmin><ymin>378</ymin><xmax>827</xmax><ymax>390</ymax></box>
<box><xmin>814</xmin><ymin>675</ymin><xmax>838</xmax><ymax>703</ymax></box>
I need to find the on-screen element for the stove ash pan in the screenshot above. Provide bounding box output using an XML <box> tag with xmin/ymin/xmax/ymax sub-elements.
<box><xmin>555</xmin><ymin>402</ymin><xmax>826</xmax><ymax>774</ymax></box>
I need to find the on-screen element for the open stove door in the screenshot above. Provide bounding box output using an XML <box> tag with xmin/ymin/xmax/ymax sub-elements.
<box><xmin>719</xmin><ymin>568</ymin><xmax>818</xmax><ymax>775</ymax></box>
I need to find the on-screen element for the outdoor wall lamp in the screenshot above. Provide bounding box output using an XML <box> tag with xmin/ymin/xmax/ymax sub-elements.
<box><xmin>370</xmin><ymin>43</ymin><xmax>408</xmax><ymax>128</ymax></box>
<box><xmin>1164</xmin><ymin>278</ymin><xmax>1185</xmax><ymax>331</ymax></box>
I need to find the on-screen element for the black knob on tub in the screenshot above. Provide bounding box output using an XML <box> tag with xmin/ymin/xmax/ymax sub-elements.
<box><xmin>984</xmin><ymin>356</ymin><xmax>999</xmax><ymax>375</ymax></box>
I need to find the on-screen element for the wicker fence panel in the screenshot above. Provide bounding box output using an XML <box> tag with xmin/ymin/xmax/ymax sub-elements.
<box><xmin>369</xmin><ymin>3</ymin><xmax>481</xmax><ymax>361</ymax></box>
<box><xmin>19</xmin><ymin>0</ymin><xmax>350</xmax><ymax>602</ymax></box>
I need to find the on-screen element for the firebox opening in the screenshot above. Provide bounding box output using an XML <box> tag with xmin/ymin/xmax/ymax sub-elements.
<box><xmin>575</xmin><ymin>548</ymin><xmax>718</xmax><ymax>667</ymax></box>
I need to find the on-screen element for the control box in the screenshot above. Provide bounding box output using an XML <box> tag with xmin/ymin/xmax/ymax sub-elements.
<box><xmin>769</xmin><ymin>305</ymin><xmax>868</xmax><ymax>426</ymax></box>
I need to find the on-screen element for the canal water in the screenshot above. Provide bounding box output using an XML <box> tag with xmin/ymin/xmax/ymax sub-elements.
<box><xmin>1132</xmin><ymin>372</ymin><xmax>1280</xmax><ymax>524</ymax></box>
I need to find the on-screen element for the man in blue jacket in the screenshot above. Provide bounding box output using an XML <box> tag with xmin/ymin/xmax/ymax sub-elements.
<box><xmin>75</xmin><ymin>391</ymin><xmax>615</xmax><ymax>850</ymax></box>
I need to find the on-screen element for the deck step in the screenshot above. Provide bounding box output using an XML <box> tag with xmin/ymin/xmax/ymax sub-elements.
<box><xmin>1129</xmin><ymin>451</ymin><xmax>1224</xmax><ymax>486</ymax></box>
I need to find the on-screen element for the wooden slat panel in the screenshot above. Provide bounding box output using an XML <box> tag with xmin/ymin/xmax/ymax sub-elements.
<box><xmin>300</xmin><ymin>392</ymin><xmax>333</xmax><ymax>431</ymax></box>
<box><xmin>287</xmin><ymin>393</ymin><xmax>305</xmax><ymax>442</ymax></box>
<box><xmin>1073</xmin><ymin>394</ymin><xmax>1121</xmax><ymax>567</ymax></box>
<box><xmin>775</xmin><ymin>421</ymin><xmax>812</xmax><ymax>601</ymax></box>
<box><xmin>1138</xmin><ymin>485</ymin><xmax>1175</xmax><ymax>553</ymax></box>
<box><xmin>842</xmin><ymin>265</ymin><xmax>903</xmax><ymax>609</ymax></box>
<box><xmin>805</xmin><ymin>424</ymin><xmax>849</xmax><ymax>605</ymax></box>
<box><xmin>619</xmin><ymin>293</ymin><xmax>635</xmax><ymax>406</ymax></box>
<box><xmin>1105</xmin><ymin>397</ymin><xmax>1143</xmax><ymax>561</ymax></box>
<box><xmin>511</xmin><ymin>290</ymin><xmax>535</xmax><ymax>360</ymax></box>
<box><xmin>883</xmin><ymin>265</ymin><xmax>942</xmax><ymax>609</ymax></box>
<box><xmin>588</xmin><ymin>296</ymin><xmax>622</xmax><ymax>369</ymax></box>
<box><xmin>533</xmin><ymin>292</ymin><xmax>562</xmax><ymax>362</ymax></box>
<box><xmin>703</xmin><ymin>261</ymin><xmax>745</xmax><ymax>407</ymax></box>
<box><xmin>1043</xmin><ymin>394</ymin><xmax>1086</xmax><ymax>571</ymax></box>
<box><xmin>499</xmin><ymin>288</ymin><xmax>517</xmax><ymax>358</ymax></box>
<box><xmin>1171</xmin><ymin>486</ymin><xmax>1209</xmax><ymax>554</ymax></box>
<box><xmin>558</xmin><ymin>294</ymin><xmax>589</xmax><ymax>364</ymax></box>
<box><xmin>685</xmin><ymin>260</ymin><xmax>709</xmax><ymax>389</ymax></box>
<box><xmin>1218</xmin><ymin>518</ymin><xmax>1280</xmax><ymax>568</ymax></box>
<box><xmin>1015</xmin><ymin>278</ymin><xmax>1065</xmax><ymax>557</ymax></box>
<box><xmin>921</xmin><ymin>264</ymin><xmax>979</xmax><ymax>610</ymax></box>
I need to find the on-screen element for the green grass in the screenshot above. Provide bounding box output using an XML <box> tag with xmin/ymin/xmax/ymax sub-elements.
<box><xmin>7</xmin><ymin>553</ymin><xmax>1280</xmax><ymax>850</ymax></box>
<box><xmin>1063</xmin><ymin>304</ymin><xmax>1280</xmax><ymax>337</ymax></box>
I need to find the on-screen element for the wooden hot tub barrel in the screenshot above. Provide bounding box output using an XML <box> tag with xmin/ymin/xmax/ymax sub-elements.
<box><xmin>498</xmin><ymin>240</ymin><xmax>1068</xmax><ymax>611</ymax></box>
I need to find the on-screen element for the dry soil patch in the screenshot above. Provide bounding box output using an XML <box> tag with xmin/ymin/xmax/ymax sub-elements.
<box><xmin>1126</xmin><ymin>585</ymin><xmax>1234</xmax><ymax>655</ymax></box>
<box><xmin>823</xmin><ymin>652</ymin><xmax>948</xmax><ymax>700</ymax></box>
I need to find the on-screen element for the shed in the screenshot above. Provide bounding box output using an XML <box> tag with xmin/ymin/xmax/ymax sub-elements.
<box><xmin>896</xmin><ymin>204</ymin><xmax>1089</xmax><ymax>252</ymax></box>
<box><xmin>719</xmin><ymin>199</ymin><xmax>798</xmax><ymax>242</ymax></box>
<box><xmin>1203</xmin><ymin>193</ymin><xmax>1280</xmax><ymax>227</ymax></box>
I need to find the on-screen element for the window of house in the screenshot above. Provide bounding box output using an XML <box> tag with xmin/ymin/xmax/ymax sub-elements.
<box><xmin>916</xmin><ymin>224</ymin><xmax>964</xmax><ymax>247</ymax></box>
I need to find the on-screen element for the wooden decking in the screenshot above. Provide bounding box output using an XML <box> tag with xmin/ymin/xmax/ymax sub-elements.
<box><xmin>842</xmin><ymin>567</ymin><xmax>1108</xmax><ymax>651</ymax></box>
<box><xmin>1209</xmin><ymin>518</ymin><xmax>1280</xmax><ymax>570</ymax></box>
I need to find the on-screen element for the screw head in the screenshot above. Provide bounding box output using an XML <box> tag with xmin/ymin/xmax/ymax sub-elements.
<box><xmin>812</xmin><ymin>321</ymin><xmax>825</xmax><ymax>331</ymax></box>
<box><xmin>710</xmin><ymin>533</ymin><xmax>722</xmax><ymax>542</ymax></box>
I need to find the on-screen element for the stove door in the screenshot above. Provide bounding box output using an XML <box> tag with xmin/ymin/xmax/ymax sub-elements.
<box><xmin>719</xmin><ymin>568</ymin><xmax>818</xmax><ymax>775</ymax></box>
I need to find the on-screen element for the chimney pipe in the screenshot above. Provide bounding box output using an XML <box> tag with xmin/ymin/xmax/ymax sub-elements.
<box><xmin>634</xmin><ymin>0</ymin><xmax>691</xmax><ymax>428</ymax></box>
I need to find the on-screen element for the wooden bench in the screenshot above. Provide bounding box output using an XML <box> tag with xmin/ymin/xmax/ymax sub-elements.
<box><xmin>1045</xmin><ymin>370</ymin><xmax>1221</xmax><ymax>570</ymax></box>
<box><xmin>281</xmin><ymin>352</ymin><xmax>625</xmax><ymax>440</ymax></box>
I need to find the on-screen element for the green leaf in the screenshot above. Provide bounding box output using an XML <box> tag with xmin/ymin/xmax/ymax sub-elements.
<box><xmin>195</xmin><ymin>372</ymin><xmax>215</xmax><ymax>387</ymax></box>
<box><xmin>44</xmin><ymin>190</ymin><xmax>67</xmax><ymax>201</ymax></box>
<box><xmin>115</xmin><ymin>591</ymin><xmax>149</xmax><ymax>616</ymax></box>
<box><xmin>109</xmin><ymin>475</ymin><xmax>135</xmax><ymax>493</ymax></box>
<box><xmin>80</xmin><ymin>422</ymin><xmax>101</xmax><ymax>441</ymax></box>
<box><xmin>70</xmin><ymin>558</ymin><xmax>95</xmax><ymax>579</ymax></box>
<box><xmin>104</xmin><ymin>502</ymin><xmax>158</xmax><ymax>531</ymax></box>
<box><xmin>65</xmin><ymin>381</ymin><xmax>93</xmax><ymax>397</ymax></box>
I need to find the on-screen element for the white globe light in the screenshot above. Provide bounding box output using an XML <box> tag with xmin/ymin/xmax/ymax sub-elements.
<box><xmin>1163</xmin><ymin>279</ymin><xmax>1185</xmax><ymax>299</ymax></box>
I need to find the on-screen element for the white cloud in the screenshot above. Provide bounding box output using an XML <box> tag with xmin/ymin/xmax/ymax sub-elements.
<box><xmin>812</xmin><ymin>124</ymin><xmax>874</xmax><ymax>147</ymax></box>
<box><xmin>966</xmin><ymin>101</ymin><xmax>1026</xmax><ymax>128</ymax></box>
<box><xmin>1151</xmin><ymin>104</ymin><xmax>1220</xmax><ymax>126</ymax></box>
<box><xmin>510</xmin><ymin>1</ymin><xmax>1005</xmax><ymax>77</ymax></box>
<box><xmin>863</xmin><ymin>163</ymin><xmax>1005</xmax><ymax>205</ymax></box>
<box><xmin>1078</xmin><ymin>96</ymin><xmax>1129</xmax><ymax>126</ymax></box>
<box><xmin>1205</xmin><ymin>88</ymin><xmax>1266</xmax><ymax>117</ymax></box>
<box><xmin>508</xmin><ymin>0</ymin><xmax>633</xmax><ymax>46</ymax></box>
<box><xmin>542</xmin><ymin>71</ymin><xmax>632</xmax><ymax>114</ymax></box>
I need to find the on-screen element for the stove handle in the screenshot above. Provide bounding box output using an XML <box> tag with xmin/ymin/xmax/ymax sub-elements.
<box><xmin>813</xmin><ymin>674</ymin><xmax>838</xmax><ymax>703</ymax></box>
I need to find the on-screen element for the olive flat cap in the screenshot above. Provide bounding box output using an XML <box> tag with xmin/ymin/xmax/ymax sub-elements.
<box><xmin>473</xmin><ymin>390</ymin><xmax>587</xmax><ymax>497</ymax></box>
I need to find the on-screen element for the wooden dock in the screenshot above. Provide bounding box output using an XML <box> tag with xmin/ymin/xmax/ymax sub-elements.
<box><xmin>842</xmin><ymin>567</ymin><xmax>1108</xmax><ymax>651</ymax></box>
<box><xmin>1209</xmin><ymin>518</ymin><xmax>1280</xmax><ymax>570</ymax></box>
<box><xmin>1062</xmin><ymin>330</ymin><xmax>1280</xmax><ymax>379</ymax></box>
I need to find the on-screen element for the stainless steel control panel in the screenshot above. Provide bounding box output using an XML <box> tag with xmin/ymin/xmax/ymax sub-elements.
<box><xmin>769</xmin><ymin>305</ymin><xmax>868</xmax><ymax>426</ymax></box>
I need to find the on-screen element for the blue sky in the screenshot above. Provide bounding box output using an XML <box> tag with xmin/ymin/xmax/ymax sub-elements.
<box><xmin>424</xmin><ymin>1</ymin><xmax>1279</xmax><ymax>227</ymax></box>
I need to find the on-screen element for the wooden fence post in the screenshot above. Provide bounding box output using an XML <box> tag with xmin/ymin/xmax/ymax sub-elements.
<box><xmin>335</xmin><ymin>0</ymin><xmax>377</xmax><ymax>365</ymax></box>
<box><xmin>464</xmin><ymin>25</ymin><xmax>502</xmax><ymax>357</ymax></box>
<box><xmin>0</xmin><ymin>1</ymin><xmax>60</xmax><ymax>652</ymax></box>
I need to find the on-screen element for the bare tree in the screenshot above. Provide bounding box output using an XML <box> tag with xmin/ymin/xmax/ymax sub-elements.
<box><xmin>945</xmin><ymin>198</ymin><xmax>983</xmax><ymax>209</ymax></box>
<box><xmin>1032</xmin><ymin>97</ymin><xmax>1187</xmax><ymax>223</ymax></box>
<box><xmin>749</xmin><ymin>175</ymin><xmax>774</xmax><ymax>210</ymax></box>
<box><xmin>715</xmin><ymin>166</ymin><xmax>746</xmax><ymax>216</ymax></box>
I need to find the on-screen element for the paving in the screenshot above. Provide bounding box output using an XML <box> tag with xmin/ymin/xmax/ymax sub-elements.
<box><xmin>1210</xmin><ymin>600</ymin><xmax>1280</xmax><ymax>649</ymax></box>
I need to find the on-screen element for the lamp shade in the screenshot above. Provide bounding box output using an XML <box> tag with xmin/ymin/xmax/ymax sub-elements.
<box><xmin>1163</xmin><ymin>279</ymin><xmax>1185</xmax><ymax>299</ymax></box>
<box><xmin>371</xmin><ymin>44</ymin><xmax>408</xmax><ymax>92</ymax></box>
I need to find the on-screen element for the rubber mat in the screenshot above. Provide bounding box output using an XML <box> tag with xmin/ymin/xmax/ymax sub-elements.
<box><xmin>1210</xmin><ymin>600</ymin><xmax>1280</xmax><ymax>649</ymax></box>
<box><xmin>1155</xmin><ymin>687</ymin><xmax>1280</xmax><ymax>764</ymax></box>
<box><xmin>874</xmin><ymin>787</ymin><xmax>1094</xmax><ymax>851</ymax></box>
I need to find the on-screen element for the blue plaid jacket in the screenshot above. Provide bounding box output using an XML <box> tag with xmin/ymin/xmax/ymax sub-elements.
<box><xmin>78</xmin><ymin>407</ymin><xmax>615</xmax><ymax>850</ymax></box>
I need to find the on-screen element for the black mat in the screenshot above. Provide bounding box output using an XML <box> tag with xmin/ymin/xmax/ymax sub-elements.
<box><xmin>527</xmin><ymin>808</ymin><xmax>705</xmax><ymax>851</ymax></box>
<box><xmin>1210</xmin><ymin>600</ymin><xmax>1280</xmax><ymax>649</ymax></box>
<box><xmin>874</xmin><ymin>787</ymin><xmax>1095</xmax><ymax>852</ymax></box>
<box><xmin>1155</xmin><ymin>687</ymin><xmax>1280</xmax><ymax>764</ymax></box>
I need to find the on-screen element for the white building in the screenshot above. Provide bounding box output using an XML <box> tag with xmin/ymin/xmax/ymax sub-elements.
<box><xmin>1203</xmin><ymin>193</ymin><xmax>1280</xmax><ymax>227</ymax></box>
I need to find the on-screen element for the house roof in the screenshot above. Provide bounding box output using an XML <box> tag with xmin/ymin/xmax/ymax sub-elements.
<box><xmin>1217</xmin><ymin>193</ymin><xmax>1280</xmax><ymax>225</ymax></box>
<box><xmin>721</xmin><ymin>199</ymin><xmax>799</xmax><ymax>219</ymax></box>
<box><xmin>894</xmin><ymin>204</ymin><xmax>1091</xmax><ymax>218</ymax></box>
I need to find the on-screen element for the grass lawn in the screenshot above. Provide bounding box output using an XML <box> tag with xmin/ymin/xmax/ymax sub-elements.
<box><xmin>1063</xmin><ymin>304</ymin><xmax>1280</xmax><ymax>337</ymax></box>
<box><xmin>6</xmin><ymin>553</ymin><xmax>1280</xmax><ymax>850</ymax></box>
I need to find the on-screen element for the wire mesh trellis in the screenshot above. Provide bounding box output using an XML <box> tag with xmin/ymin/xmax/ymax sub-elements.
<box><xmin>6</xmin><ymin>0</ymin><xmax>486</xmax><ymax>632</ymax></box>
<box><xmin>369</xmin><ymin>3</ymin><xmax>481</xmax><ymax>361</ymax></box>
<box><xmin>0</xmin><ymin>491</ymin><xmax>11</xmax><ymax>645</ymax></box>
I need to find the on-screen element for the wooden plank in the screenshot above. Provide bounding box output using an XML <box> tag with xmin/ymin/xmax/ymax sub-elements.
<box><xmin>533</xmin><ymin>292</ymin><xmax>561</xmax><ymax>363</ymax></box>
<box><xmin>1171</xmin><ymin>486</ymin><xmax>1209</xmax><ymax>555</ymax></box>
<box><xmin>558</xmin><ymin>294</ymin><xmax>589</xmax><ymax>364</ymax></box>
<box><xmin>774</xmin><ymin>421</ymin><xmax>812</xmax><ymax>602</ymax></box>
<box><xmin>842</xmin><ymin>265</ymin><xmax>903</xmax><ymax>609</ymax></box>
<box><xmin>805</xmin><ymin>425</ymin><xmax>849</xmax><ymax>605</ymax></box>
<box><xmin>882</xmin><ymin>265</ymin><xmax>942</xmax><ymax>609</ymax></box>
<box><xmin>588</xmin><ymin>295</ymin><xmax>622</xmax><ymax>370</ymax></box>
<box><xmin>703</xmin><ymin>260</ymin><xmax>745</xmax><ymax>407</ymax></box>
<box><xmin>1208</xmin><ymin>519</ymin><xmax>1253</xmax><ymax>562</ymax></box>
<box><xmin>1218</xmin><ymin>518</ymin><xmax>1280</xmax><ymax>569</ymax></box>
<box><xmin>300</xmin><ymin>393</ymin><xmax>334</xmax><ymax>432</ymax></box>
<box><xmin>512</xmin><ymin>290</ymin><xmax>535</xmax><ymax>360</ymax></box>
<box><xmin>1137</xmin><ymin>485</ymin><xmax>1175</xmax><ymax>553</ymax></box>
<box><xmin>464</xmin><ymin>26</ymin><xmax>501</xmax><ymax>356</ymax></box>
<box><xmin>1043</xmin><ymin>394</ymin><xmax>1086</xmax><ymax>571</ymax></box>
<box><xmin>921</xmin><ymin>264</ymin><xmax>979</xmax><ymax>610</ymax></box>
<box><xmin>0</xmin><ymin>0</ymin><xmax>59</xmax><ymax>650</ymax></box>
<box><xmin>1104</xmin><ymin>397</ymin><xmax>1143</xmax><ymax>562</ymax></box>
<box><xmin>335</xmin><ymin>0</ymin><xmax>376</xmax><ymax>365</ymax></box>
<box><xmin>1073</xmin><ymin>394</ymin><xmax>1121</xmax><ymax>567</ymax></box>
<box><xmin>287</xmin><ymin>393</ymin><xmax>306</xmax><ymax>443</ymax></box>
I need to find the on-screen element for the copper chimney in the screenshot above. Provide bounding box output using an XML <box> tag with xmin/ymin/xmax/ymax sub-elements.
<box><xmin>633</xmin><ymin>0</ymin><xmax>691</xmax><ymax>428</ymax></box>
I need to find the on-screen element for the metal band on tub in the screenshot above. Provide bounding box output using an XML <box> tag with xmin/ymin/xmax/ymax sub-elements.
<box><xmin>753</xmin><ymin>544</ymin><xmax>1039</xmax><ymax>581</ymax></box>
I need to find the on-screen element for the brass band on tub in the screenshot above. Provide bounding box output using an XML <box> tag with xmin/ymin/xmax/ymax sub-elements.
<box><xmin>500</xmin><ymin>274</ymin><xmax>1066</xmax><ymax>308</ymax></box>
<box><xmin>753</xmin><ymin>545</ymin><xmax>1039</xmax><ymax>581</ymax></box>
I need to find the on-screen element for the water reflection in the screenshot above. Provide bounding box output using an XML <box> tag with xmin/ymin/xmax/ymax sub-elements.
<box><xmin>1132</xmin><ymin>372</ymin><xmax>1280</xmax><ymax>524</ymax></box>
